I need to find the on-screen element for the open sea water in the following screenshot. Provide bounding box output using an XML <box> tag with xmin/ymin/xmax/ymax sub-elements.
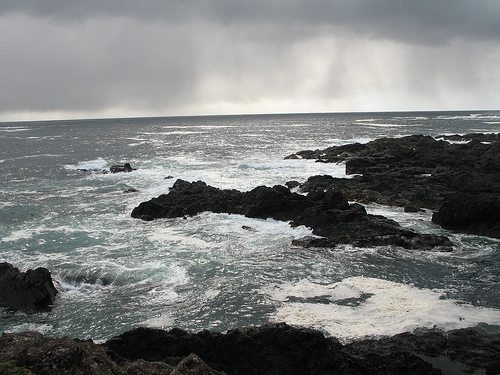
<box><xmin>1</xmin><ymin>111</ymin><xmax>500</xmax><ymax>343</ymax></box>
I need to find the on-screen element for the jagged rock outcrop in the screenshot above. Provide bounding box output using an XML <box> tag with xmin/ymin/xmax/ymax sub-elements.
<box><xmin>110</xmin><ymin>162</ymin><xmax>136</xmax><ymax>173</ymax></box>
<box><xmin>0</xmin><ymin>262</ymin><xmax>58</xmax><ymax>310</ymax></box>
<box><xmin>432</xmin><ymin>193</ymin><xmax>500</xmax><ymax>238</ymax></box>
<box><xmin>131</xmin><ymin>179</ymin><xmax>452</xmax><ymax>250</ymax></box>
<box><xmin>104</xmin><ymin>324</ymin><xmax>500</xmax><ymax>375</ymax></box>
<box><xmin>105</xmin><ymin>323</ymin><xmax>354</xmax><ymax>375</ymax></box>
<box><xmin>1</xmin><ymin>324</ymin><xmax>499</xmax><ymax>374</ymax></box>
<box><xmin>286</xmin><ymin>134</ymin><xmax>500</xmax><ymax>238</ymax></box>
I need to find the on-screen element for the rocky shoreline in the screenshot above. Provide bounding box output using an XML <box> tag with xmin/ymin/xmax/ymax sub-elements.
<box><xmin>1</xmin><ymin>323</ymin><xmax>499</xmax><ymax>374</ymax></box>
<box><xmin>3</xmin><ymin>263</ymin><xmax>497</xmax><ymax>374</ymax></box>
<box><xmin>286</xmin><ymin>133</ymin><xmax>500</xmax><ymax>238</ymax></box>
<box><xmin>131</xmin><ymin>133</ymin><xmax>500</xmax><ymax>247</ymax></box>
<box><xmin>2</xmin><ymin>133</ymin><xmax>500</xmax><ymax>374</ymax></box>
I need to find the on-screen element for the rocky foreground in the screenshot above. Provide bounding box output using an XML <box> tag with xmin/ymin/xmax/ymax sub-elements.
<box><xmin>1</xmin><ymin>323</ymin><xmax>500</xmax><ymax>374</ymax></box>
<box><xmin>286</xmin><ymin>134</ymin><xmax>500</xmax><ymax>238</ymax></box>
<box><xmin>1</xmin><ymin>264</ymin><xmax>499</xmax><ymax>374</ymax></box>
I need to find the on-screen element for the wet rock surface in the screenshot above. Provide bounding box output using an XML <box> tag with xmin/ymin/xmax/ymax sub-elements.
<box><xmin>0</xmin><ymin>262</ymin><xmax>58</xmax><ymax>310</ymax></box>
<box><xmin>286</xmin><ymin>134</ymin><xmax>500</xmax><ymax>238</ymax></box>
<box><xmin>432</xmin><ymin>193</ymin><xmax>500</xmax><ymax>238</ymax></box>
<box><xmin>131</xmin><ymin>179</ymin><xmax>452</xmax><ymax>250</ymax></box>
<box><xmin>110</xmin><ymin>162</ymin><xmax>136</xmax><ymax>173</ymax></box>
<box><xmin>1</xmin><ymin>324</ymin><xmax>499</xmax><ymax>374</ymax></box>
<box><xmin>0</xmin><ymin>331</ymin><xmax>225</xmax><ymax>375</ymax></box>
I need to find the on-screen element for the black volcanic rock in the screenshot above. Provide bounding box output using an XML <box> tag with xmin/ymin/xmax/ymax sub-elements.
<box><xmin>110</xmin><ymin>162</ymin><xmax>136</xmax><ymax>173</ymax></box>
<box><xmin>131</xmin><ymin>179</ymin><xmax>452</xmax><ymax>250</ymax></box>
<box><xmin>0</xmin><ymin>331</ymin><xmax>225</xmax><ymax>375</ymax></box>
<box><xmin>0</xmin><ymin>262</ymin><xmax>58</xmax><ymax>310</ymax></box>
<box><xmin>432</xmin><ymin>193</ymin><xmax>500</xmax><ymax>238</ymax></box>
<box><xmin>1</xmin><ymin>325</ymin><xmax>499</xmax><ymax>374</ymax></box>
<box><xmin>105</xmin><ymin>323</ymin><xmax>356</xmax><ymax>375</ymax></box>
<box><xmin>344</xmin><ymin>328</ymin><xmax>500</xmax><ymax>375</ymax></box>
<box><xmin>104</xmin><ymin>324</ymin><xmax>500</xmax><ymax>375</ymax></box>
<box><xmin>287</xmin><ymin>134</ymin><xmax>500</xmax><ymax>238</ymax></box>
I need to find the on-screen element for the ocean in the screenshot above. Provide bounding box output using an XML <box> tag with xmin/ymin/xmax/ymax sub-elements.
<box><xmin>1</xmin><ymin>111</ymin><xmax>500</xmax><ymax>343</ymax></box>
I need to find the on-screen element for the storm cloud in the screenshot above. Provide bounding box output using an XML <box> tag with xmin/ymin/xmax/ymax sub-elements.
<box><xmin>1</xmin><ymin>1</ymin><xmax>499</xmax><ymax>120</ymax></box>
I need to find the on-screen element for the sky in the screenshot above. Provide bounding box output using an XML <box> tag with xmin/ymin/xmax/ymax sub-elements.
<box><xmin>1</xmin><ymin>1</ymin><xmax>499</xmax><ymax>121</ymax></box>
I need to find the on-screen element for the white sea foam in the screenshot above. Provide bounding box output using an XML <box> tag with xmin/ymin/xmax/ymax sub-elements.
<box><xmin>64</xmin><ymin>157</ymin><xmax>108</xmax><ymax>171</ymax></box>
<box><xmin>437</xmin><ymin>114</ymin><xmax>500</xmax><ymax>120</ymax></box>
<box><xmin>1</xmin><ymin>224</ymin><xmax>86</xmax><ymax>243</ymax></box>
<box><xmin>357</xmin><ymin>122</ymin><xmax>418</xmax><ymax>127</ymax></box>
<box><xmin>163</xmin><ymin>130</ymin><xmax>207</xmax><ymax>135</ymax></box>
<box><xmin>205</xmin><ymin>289</ymin><xmax>221</xmax><ymax>299</ymax></box>
<box><xmin>237</xmin><ymin>159</ymin><xmax>348</xmax><ymax>181</ymax></box>
<box><xmin>0</xmin><ymin>126</ymin><xmax>30</xmax><ymax>132</ymax></box>
<box><xmin>128</xmin><ymin>141</ymin><xmax>149</xmax><ymax>146</ymax></box>
<box><xmin>268</xmin><ymin>277</ymin><xmax>500</xmax><ymax>342</ymax></box>
<box><xmin>1</xmin><ymin>228</ymin><xmax>37</xmax><ymax>242</ymax></box>
<box><xmin>147</xmin><ymin>227</ymin><xmax>213</xmax><ymax>247</ymax></box>
<box><xmin>393</xmin><ymin>116</ymin><xmax>429</xmax><ymax>120</ymax></box>
<box><xmin>161</xmin><ymin>125</ymin><xmax>238</xmax><ymax>129</ymax></box>
<box><xmin>142</xmin><ymin>314</ymin><xmax>175</xmax><ymax>328</ymax></box>
<box><xmin>3</xmin><ymin>323</ymin><xmax>53</xmax><ymax>335</ymax></box>
<box><xmin>239</xmin><ymin>160</ymin><xmax>316</xmax><ymax>171</ymax></box>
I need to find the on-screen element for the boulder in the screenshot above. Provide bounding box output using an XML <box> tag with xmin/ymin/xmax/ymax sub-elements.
<box><xmin>344</xmin><ymin>328</ymin><xmax>500</xmax><ymax>374</ymax></box>
<box><xmin>110</xmin><ymin>162</ymin><xmax>136</xmax><ymax>173</ymax></box>
<box><xmin>0</xmin><ymin>262</ymin><xmax>58</xmax><ymax>310</ymax></box>
<box><xmin>432</xmin><ymin>193</ymin><xmax>500</xmax><ymax>238</ymax></box>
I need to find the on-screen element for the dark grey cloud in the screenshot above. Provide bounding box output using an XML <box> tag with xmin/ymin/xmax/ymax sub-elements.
<box><xmin>2</xmin><ymin>1</ymin><xmax>500</xmax><ymax>44</ymax></box>
<box><xmin>0</xmin><ymin>1</ymin><xmax>499</xmax><ymax>120</ymax></box>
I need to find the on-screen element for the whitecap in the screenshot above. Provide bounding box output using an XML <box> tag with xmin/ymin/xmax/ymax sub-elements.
<box><xmin>141</xmin><ymin>314</ymin><xmax>175</xmax><ymax>328</ymax></box>
<box><xmin>0</xmin><ymin>126</ymin><xmax>30</xmax><ymax>132</ymax></box>
<box><xmin>2</xmin><ymin>323</ymin><xmax>53</xmax><ymax>335</ymax></box>
<box><xmin>357</xmin><ymin>122</ymin><xmax>419</xmax><ymax>127</ymax></box>
<box><xmin>1</xmin><ymin>229</ymin><xmax>36</xmax><ymax>242</ymax></box>
<box><xmin>147</xmin><ymin>227</ymin><xmax>212</xmax><ymax>247</ymax></box>
<box><xmin>64</xmin><ymin>157</ymin><xmax>108</xmax><ymax>171</ymax></box>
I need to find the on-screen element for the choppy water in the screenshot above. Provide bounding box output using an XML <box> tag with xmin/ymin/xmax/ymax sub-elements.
<box><xmin>1</xmin><ymin>111</ymin><xmax>500</xmax><ymax>342</ymax></box>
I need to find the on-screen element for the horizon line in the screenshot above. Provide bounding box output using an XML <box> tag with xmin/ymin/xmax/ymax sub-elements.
<box><xmin>1</xmin><ymin>108</ymin><xmax>499</xmax><ymax>125</ymax></box>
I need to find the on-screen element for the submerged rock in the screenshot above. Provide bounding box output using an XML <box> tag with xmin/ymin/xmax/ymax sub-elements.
<box><xmin>131</xmin><ymin>179</ymin><xmax>452</xmax><ymax>251</ymax></box>
<box><xmin>0</xmin><ymin>262</ymin><xmax>58</xmax><ymax>310</ymax></box>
